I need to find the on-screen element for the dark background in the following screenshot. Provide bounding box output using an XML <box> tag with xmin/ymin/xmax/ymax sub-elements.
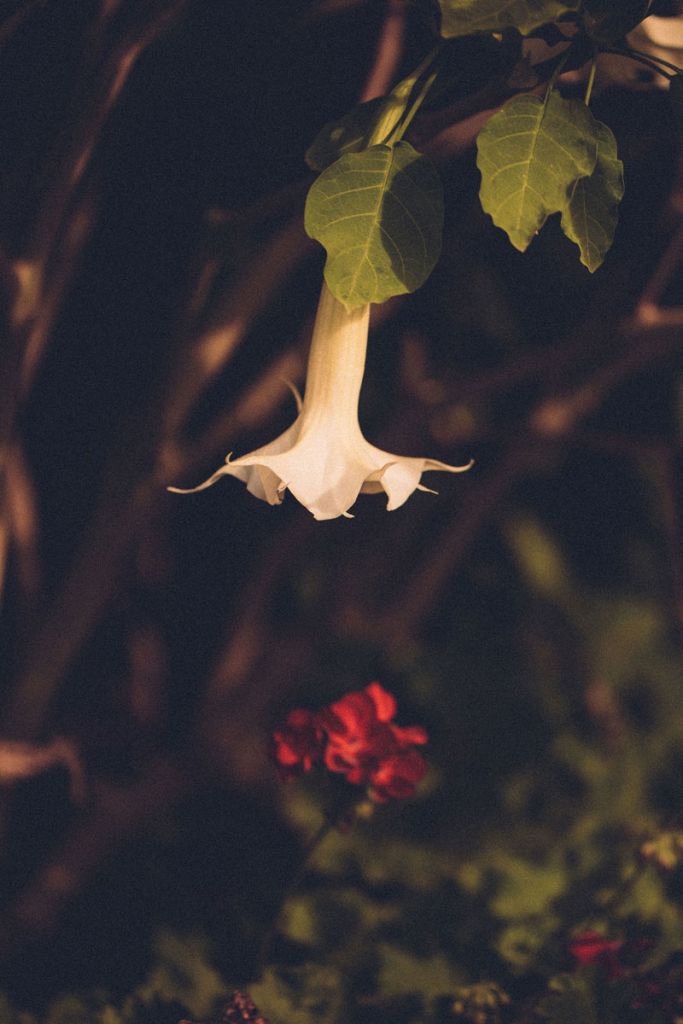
<box><xmin>0</xmin><ymin>0</ymin><xmax>681</xmax><ymax>1016</ymax></box>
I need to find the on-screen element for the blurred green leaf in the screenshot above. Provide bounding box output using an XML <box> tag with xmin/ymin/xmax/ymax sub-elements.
<box><xmin>131</xmin><ymin>931</ymin><xmax>225</xmax><ymax>1019</ymax></box>
<box><xmin>250</xmin><ymin>965</ymin><xmax>345</xmax><ymax>1024</ymax></box>
<box><xmin>538</xmin><ymin>973</ymin><xmax>599</xmax><ymax>1024</ymax></box>
<box><xmin>376</xmin><ymin>944</ymin><xmax>464</xmax><ymax>1002</ymax></box>
<box><xmin>506</xmin><ymin>517</ymin><xmax>572</xmax><ymax>602</ymax></box>
<box><xmin>438</xmin><ymin>0</ymin><xmax>578</xmax><ymax>37</ymax></box>
<box><xmin>496</xmin><ymin>917</ymin><xmax>560</xmax><ymax>970</ymax></box>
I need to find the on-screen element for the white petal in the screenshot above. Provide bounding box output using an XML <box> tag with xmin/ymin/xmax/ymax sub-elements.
<box><xmin>167</xmin><ymin>463</ymin><xmax>234</xmax><ymax>494</ymax></box>
<box><xmin>376</xmin><ymin>459</ymin><xmax>425</xmax><ymax>511</ymax></box>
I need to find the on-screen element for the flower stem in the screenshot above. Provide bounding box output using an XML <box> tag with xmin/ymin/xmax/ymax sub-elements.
<box><xmin>373</xmin><ymin>45</ymin><xmax>441</xmax><ymax>147</ymax></box>
<box><xmin>544</xmin><ymin>49</ymin><xmax>572</xmax><ymax>107</ymax></box>
<box><xmin>584</xmin><ymin>53</ymin><xmax>597</xmax><ymax>106</ymax></box>
<box><xmin>255</xmin><ymin>816</ymin><xmax>333</xmax><ymax>974</ymax></box>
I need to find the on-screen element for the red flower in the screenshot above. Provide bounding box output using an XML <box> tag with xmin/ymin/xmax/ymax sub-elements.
<box><xmin>367</xmin><ymin>746</ymin><xmax>428</xmax><ymax>802</ymax></box>
<box><xmin>569</xmin><ymin>931</ymin><xmax>624</xmax><ymax>980</ymax></box>
<box><xmin>271</xmin><ymin>708</ymin><xmax>324</xmax><ymax>781</ymax></box>
<box><xmin>320</xmin><ymin>681</ymin><xmax>428</xmax><ymax>801</ymax></box>
<box><xmin>271</xmin><ymin>682</ymin><xmax>428</xmax><ymax>802</ymax></box>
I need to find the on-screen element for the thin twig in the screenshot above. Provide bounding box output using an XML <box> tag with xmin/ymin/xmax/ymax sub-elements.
<box><xmin>5</xmin><ymin>442</ymin><xmax>42</xmax><ymax>621</ymax></box>
<box><xmin>359</xmin><ymin>0</ymin><xmax>406</xmax><ymax>103</ymax></box>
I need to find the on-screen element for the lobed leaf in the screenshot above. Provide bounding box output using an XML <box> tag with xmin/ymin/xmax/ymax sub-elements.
<box><xmin>561</xmin><ymin>120</ymin><xmax>624</xmax><ymax>272</ymax></box>
<box><xmin>438</xmin><ymin>0</ymin><xmax>578</xmax><ymax>38</ymax></box>
<box><xmin>476</xmin><ymin>92</ymin><xmax>599</xmax><ymax>252</ymax></box>
<box><xmin>304</xmin><ymin>141</ymin><xmax>443</xmax><ymax>309</ymax></box>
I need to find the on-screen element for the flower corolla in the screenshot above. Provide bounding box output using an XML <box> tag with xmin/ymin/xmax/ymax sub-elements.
<box><xmin>170</xmin><ymin>283</ymin><xmax>472</xmax><ymax>520</ymax></box>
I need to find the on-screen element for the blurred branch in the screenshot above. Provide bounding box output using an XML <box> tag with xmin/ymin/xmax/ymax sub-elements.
<box><xmin>656</xmin><ymin>450</ymin><xmax>683</xmax><ymax>630</ymax></box>
<box><xmin>161</xmin><ymin>219</ymin><xmax>315</xmax><ymax>442</ymax></box>
<box><xmin>19</xmin><ymin>0</ymin><xmax>191</xmax><ymax>397</ymax></box>
<box><xmin>4</xmin><ymin>443</ymin><xmax>41</xmax><ymax>626</ymax></box>
<box><xmin>0</xmin><ymin>0</ymin><xmax>190</xmax><ymax>618</ymax></box>
<box><xmin>0</xmin><ymin>737</ymin><xmax>84</xmax><ymax>803</ymax></box>
<box><xmin>375</xmin><ymin>442</ymin><xmax>529</xmax><ymax>646</ymax></box>
<box><xmin>360</xmin><ymin>0</ymin><xmax>406</xmax><ymax>102</ymax></box>
<box><xmin>1</xmin><ymin>0</ymin><xmax>408</xmax><ymax>746</ymax></box>
<box><xmin>635</xmin><ymin>219</ymin><xmax>683</xmax><ymax>320</ymax></box>
<box><xmin>0</xmin><ymin>0</ymin><xmax>46</xmax><ymax>49</ymax></box>
<box><xmin>375</xmin><ymin>308</ymin><xmax>683</xmax><ymax>649</ymax></box>
<box><xmin>7</xmin><ymin>758</ymin><xmax>187</xmax><ymax>942</ymax></box>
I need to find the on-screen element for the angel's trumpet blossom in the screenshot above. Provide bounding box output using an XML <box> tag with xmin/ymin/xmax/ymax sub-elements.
<box><xmin>169</xmin><ymin>284</ymin><xmax>472</xmax><ymax>520</ymax></box>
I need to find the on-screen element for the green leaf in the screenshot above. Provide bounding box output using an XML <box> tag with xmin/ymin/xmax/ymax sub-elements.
<box><xmin>304</xmin><ymin>141</ymin><xmax>444</xmax><ymax>309</ymax></box>
<box><xmin>131</xmin><ymin>931</ymin><xmax>225</xmax><ymax>1019</ymax></box>
<box><xmin>583</xmin><ymin>0</ymin><xmax>652</xmax><ymax>43</ymax></box>
<box><xmin>538</xmin><ymin>973</ymin><xmax>599</xmax><ymax>1024</ymax></box>
<box><xmin>438</xmin><ymin>0</ymin><xmax>578</xmax><ymax>38</ymax></box>
<box><xmin>476</xmin><ymin>92</ymin><xmax>599</xmax><ymax>252</ymax></box>
<box><xmin>377</xmin><ymin>944</ymin><xmax>464</xmax><ymax>1004</ymax></box>
<box><xmin>249</xmin><ymin>965</ymin><xmax>344</xmax><ymax>1024</ymax></box>
<box><xmin>560</xmin><ymin>119</ymin><xmax>624</xmax><ymax>272</ymax></box>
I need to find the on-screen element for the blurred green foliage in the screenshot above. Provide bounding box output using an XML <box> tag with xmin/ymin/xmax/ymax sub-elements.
<box><xmin>3</xmin><ymin>503</ymin><xmax>682</xmax><ymax>1021</ymax></box>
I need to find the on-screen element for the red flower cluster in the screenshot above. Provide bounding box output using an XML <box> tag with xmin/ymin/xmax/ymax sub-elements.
<box><xmin>271</xmin><ymin>682</ymin><xmax>428</xmax><ymax>802</ymax></box>
<box><xmin>569</xmin><ymin>930</ymin><xmax>624</xmax><ymax>981</ymax></box>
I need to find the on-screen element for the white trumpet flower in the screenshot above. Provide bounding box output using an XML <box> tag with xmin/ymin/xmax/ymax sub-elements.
<box><xmin>169</xmin><ymin>284</ymin><xmax>472</xmax><ymax>520</ymax></box>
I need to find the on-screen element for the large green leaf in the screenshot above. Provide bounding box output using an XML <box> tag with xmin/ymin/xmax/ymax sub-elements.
<box><xmin>561</xmin><ymin>120</ymin><xmax>624</xmax><ymax>272</ymax></box>
<box><xmin>476</xmin><ymin>92</ymin><xmax>598</xmax><ymax>252</ymax></box>
<box><xmin>304</xmin><ymin>141</ymin><xmax>443</xmax><ymax>309</ymax></box>
<box><xmin>438</xmin><ymin>0</ymin><xmax>578</xmax><ymax>37</ymax></box>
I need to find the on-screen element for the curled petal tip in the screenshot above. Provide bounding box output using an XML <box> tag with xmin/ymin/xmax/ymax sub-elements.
<box><xmin>281</xmin><ymin>378</ymin><xmax>304</xmax><ymax>413</ymax></box>
<box><xmin>167</xmin><ymin>465</ymin><xmax>231</xmax><ymax>495</ymax></box>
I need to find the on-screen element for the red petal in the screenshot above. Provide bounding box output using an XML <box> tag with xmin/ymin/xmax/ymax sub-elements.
<box><xmin>391</xmin><ymin>724</ymin><xmax>428</xmax><ymax>746</ymax></box>
<box><xmin>365</xmin><ymin>682</ymin><xmax>397</xmax><ymax>722</ymax></box>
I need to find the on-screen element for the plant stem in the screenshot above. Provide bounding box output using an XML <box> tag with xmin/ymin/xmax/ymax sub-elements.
<box><xmin>544</xmin><ymin>49</ymin><xmax>572</xmax><ymax>106</ymax></box>
<box><xmin>383</xmin><ymin>45</ymin><xmax>441</xmax><ymax>146</ymax></box>
<box><xmin>615</xmin><ymin>45</ymin><xmax>682</xmax><ymax>75</ymax></box>
<box><xmin>602</xmin><ymin>45</ymin><xmax>678</xmax><ymax>79</ymax></box>
<box><xmin>584</xmin><ymin>55</ymin><xmax>597</xmax><ymax>106</ymax></box>
<box><xmin>255</xmin><ymin>816</ymin><xmax>333</xmax><ymax>974</ymax></box>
